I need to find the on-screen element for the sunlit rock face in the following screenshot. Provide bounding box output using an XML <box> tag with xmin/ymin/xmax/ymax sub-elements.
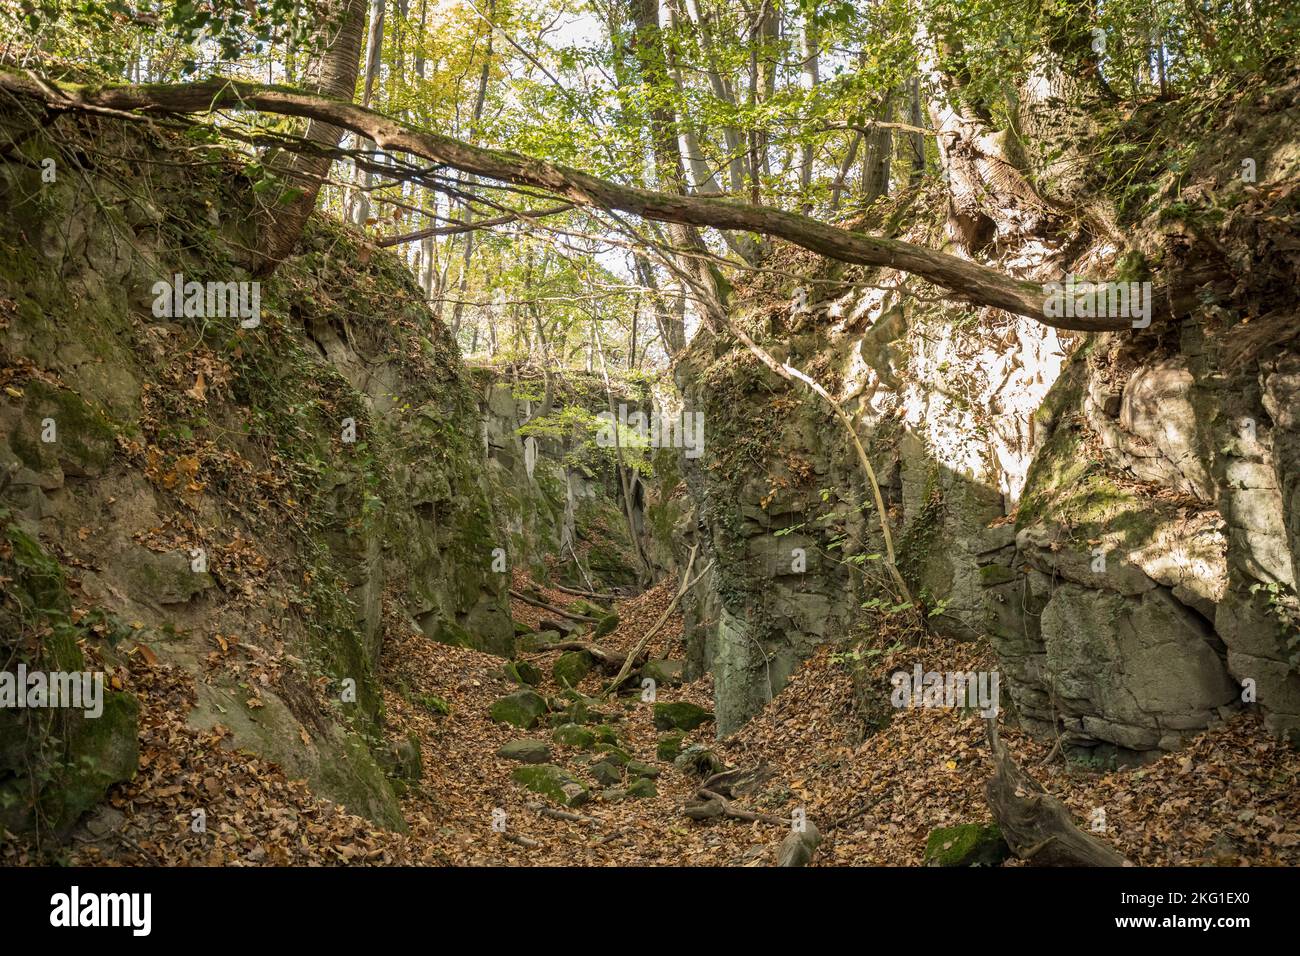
<box><xmin>673</xmin><ymin>86</ymin><xmax>1300</xmax><ymax>752</ymax></box>
<box><xmin>674</xmin><ymin>236</ymin><xmax>1076</xmax><ymax>735</ymax></box>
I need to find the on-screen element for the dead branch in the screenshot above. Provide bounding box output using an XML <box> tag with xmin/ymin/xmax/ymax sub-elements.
<box><xmin>509</xmin><ymin>588</ymin><xmax>599</xmax><ymax>623</ymax></box>
<box><xmin>984</xmin><ymin>718</ymin><xmax>1132</xmax><ymax>867</ymax></box>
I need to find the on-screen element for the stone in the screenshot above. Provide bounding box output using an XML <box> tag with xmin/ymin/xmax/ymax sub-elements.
<box><xmin>552</xmin><ymin>723</ymin><xmax>597</xmax><ymax>749</ymax></box>
<box><xmin>656</xmin><ymin>731</ymin><xmax>685</xmax><ymax>762</ymax></box>
<box><xmin>641</xmin><ymin>658</ymin><xmax>684</xmax><ymax>686</ymax></box>
<box><xmin>383</xmin><ymin>733</ymin><xmax>423</xmax><ymax>783</ymax></box>
<box><xmin>653</xmin><ymin>701</ymin><xmax>714</xmax><ymax>731</ymax></box>
<box><xmin>674</xmin><ymin>745</ymin><xmax>724</xmax><ymax>776</ymax></box>
<box><xmin>590</xmin><ymin>761</ymin><xmax>622</xmax><ymax>786</ymax></box>
<box><xmin>516</xmin><ymin>630</ymin><xmax>561</xmax><ymax>652</ymax></box>
<box><xmin>489</xmin><ymin>689</ymin><xmax>548</xmax><ymax>729</ymax></box>
<box><xmin>497</xmin><ymin>739</ymin><xmax>552</xmax><ymax>764</ymax></box>
<box><xmin>1037</xmin><ymin>584</ymin><xmax>1237</xmax><ymax>753</ymax></box>
<box><xmin>503</xmin><ymin>660</ymin><xmax>543</xmax><ymax>686</ymax></box>
<box><xmin>552</xmin><ymin>650</ymin><xmax>594</xmax><ymax>688</ymax></box>
<box><xmin>511</xmin><ymin>764</ymin><xmax>590</xmax><ymax>807</ymax></box>
<box><xmin>625</xmin><ymin>776</ymin><xmax>657</xmax><ymax>799</ymax></box>
<box><xmin>625</xmin><ymin>760</ymin><xmax>661</xmax><ymax>780</ymax></box>
<box><xmin>593</xmin><ymin>613</ymin><xmax>620</xmax><ymax>637</ymax></box>
<box><xmin>593</xmin><ymin>743</ymin><xmax>631</xmax><ymax>766</ymax></box>
<box><xmin>923</xmin><ymin>824</ymin><xmax>1010</xmax><ymax>867</ymax></box>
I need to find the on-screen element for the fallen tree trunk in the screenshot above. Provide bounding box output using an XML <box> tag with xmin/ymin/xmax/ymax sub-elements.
<box><xmin>0</xmin><ymin>70</ymin><xmax>1181</xmax><ymax>331</ymax></box>
<box><xmin>554</xmin><ymin>583</ymin><xmax>623</xmax><ymax>601</ymax></box>
<box><xmin>601</xmin><ymin>544</ymin><xmax>704</xmax><ymax>696</ymax></box>
<box><xmin>984</xmin><ymin>718</ymin><xmax>1132</xmax><ymax>867</ymax></box>
<box><xmin>509</xmin><ymin>589</ymin><xmax>598</xmax><ymax>623</ymax></box>
<box><xmin>534</xmin><ymin>640</ymin><xmax>626</xmax><ymax>668</ymax></box>
<box><xmin>687</xmin><ymin>789</ymin><xmax>787</xmax><ymax>825</ymax></box>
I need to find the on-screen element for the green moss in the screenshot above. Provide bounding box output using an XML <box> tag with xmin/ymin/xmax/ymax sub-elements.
<box><xmin>552</xmin><ymin>650</ymin><xmax>594</xmax><ymax>688</ymax></box>
<box><xmin>923</xmin><ymin>824</ymin><xmax>1010</xmax><ymax>867</ymax></box>
<box><xmin>978</xmin><ymin>564</ymin><xmax>1017</xmax><ymax>586</ymax></box>
<box><xmin>652</xmin><ymin>701</ymin><xmax>714</xmax><ymax>731</ymax></box>
<box><xmin>0</xmin><ymin>519</ymin><xmax>139</xmax><ymax>836</ymax></box>
<box><xmin>490</xmin><ymin>689</ymin><xmax>549</xmax><ymax>729</ymax></box>
<box><xmin>511</xmin><ymin>764</ymin><xmax>590</xmax><ymax>807</ymax></box>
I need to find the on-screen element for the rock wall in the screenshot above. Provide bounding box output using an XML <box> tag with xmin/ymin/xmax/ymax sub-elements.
<box><xmin>0</xmin><ymin>109</ymin><xmax>518</xmax><ymax>831</ymax></box>
<box><xmin>477</xmin><ymin>372</ymin><xmax>647</xmax><ymax>590</ymax></box>
<box><xmin>674</xmin><ymin>75</ymin><xmax>1300</xmax><ymax>755</ymax></box>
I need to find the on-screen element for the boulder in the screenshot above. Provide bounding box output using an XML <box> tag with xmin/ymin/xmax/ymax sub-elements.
<box><xmin>502</xmin><ymin>660</ymin><xmax>543</xmax><ymax>686</ymax></box>
<box><xmin>497</xmin><ymin>739</ymin><xmax>552</xmax><ymax>764</ymax></box>
<box><xmin>641</xmin><ymin>658</ymin><xmax>684</xmax><ymax>687</ymax></box>
<box><xmin>777</xmin><ymin>822</ymin><xmax>822</xmax><ymax>867</ymax></box>
<box><xmin>590</xmin><ymin>761</ymin><xmax>622</xmax><ymax>787</ymax></box>
<box><xmin>626</xmin><ymin>760</ymin><xmax>660</xmax><ymax>780</ymax></box>
<box><xmin>489</xmin><ymin>689</ymin><xmax>548</xmax><ymax>729</ymax></box>
<box><xmin>552</xmin><ymin>650</ymin><xmax>594</xmax><ymax>688</ymax></box>
<box><xmin>923</xmin><ymin>823</ymin><xmax>1010</xmax><ymax>867</ymax></box>
<box><xmin>552</xmin><ymin>723</ymin><xmax>597</xmax><ymax>749</ymax></box>
<box><xmin>656</xmin><ymin>731</ymin><xmax>685</xmax><ymax>762</ymax></box>
<box><xmin>653</xmin><ymin>701</ymin><xmax>714</xmax><ymax>732</ymax></box>
<box><xmin>625</xmin><ymin>777</ymin><xmax>656</xmax><ymax>799</ymax></box>
<box><xmin>593</xmin><ymin>743</ymin><xmax>631</xmax><ymax>766</ymax></box>
<box><xmin>674</xmin><ymin>745</ymin><xmax>724</xmax><ymax>776</ymax></box>
<box><xmin>516</xmin><ymin>630</ymin><xmax>561</xmax><ymax>652</ymax></box>
<box><xmin>511</xmin><ymin>764</ymin><xmax>590</xmax><ymax>807</ymax></box>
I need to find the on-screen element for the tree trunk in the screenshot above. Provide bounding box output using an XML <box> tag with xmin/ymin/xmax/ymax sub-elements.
<box><xmin>860</xmin><ymin>89</ymin><xmax>895</xmax><ymax>206</ymax></box>
<box><xmin>984</xmin><ymin>720</ymin><xmax>1132</xmax><ymax>866</ymax></box>
<box><xmin>797</xmin><ymin>11</ymin><xmax>820</xmax><ymax>212</ymax></box>
<box><xmin>254</xmin><ymin>0</ymin><xmax>368</xmax><ymax>275</ymax></box>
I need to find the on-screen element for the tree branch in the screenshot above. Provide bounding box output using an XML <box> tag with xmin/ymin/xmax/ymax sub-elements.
<box><xmin>0</xmin><ymin>70</ymin><xmax>1199</xmax><ymax>330</ymax></box>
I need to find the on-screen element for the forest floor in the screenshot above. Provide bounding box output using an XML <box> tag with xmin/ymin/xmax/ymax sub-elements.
<box><xmin>5</xmin><ymin>573</ymin><xmax>1299</xmax><ymax>867</ymax></box>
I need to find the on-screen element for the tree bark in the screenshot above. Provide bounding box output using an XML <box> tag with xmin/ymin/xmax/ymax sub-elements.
<box><xmin>254</xmin><ymin>0</ymin><xmax>368</xmax><ymax>274</ymax></box>
<box><xmin>985</xmin><ymin>719</ymin><xmax>1132</xmax><ymax>866</ymax></box>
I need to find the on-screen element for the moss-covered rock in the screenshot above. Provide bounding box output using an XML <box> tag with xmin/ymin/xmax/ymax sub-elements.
<box><xmin>923</xmin><ymin>823</ymin><xmax>1011</xmax><ymax>867</ymax></box>
<box><xmin>517</xmin><ymin>630</ymin><xmax>560</xmax><ymax>652</ymax></box>
<box><xmin>511</xmin><ymin>764</ymin><xmax>590</xmax><ymax>807</ymax></box>
<box><xmin>552</xmin><ymin>723</ymin><xmax>597</xmax><ymax>749</ymax></box>
<box><xmin>625</xmin><ymin>760</ymin><xmax>660</xmax><ymax>780</ymax></box>
<box><xmin>590</xmin><ymin>761</ymin><xmax>622</xmax><ymax>786</ymax></box>
<box><xmin>497</xmin><ymin>739</ymin><xmax>552</xmax><ymax>764</ymax></box>
<box><xmin>503</xmin><ymin>660</ymin><xmax>543</xmax><ymax>686</ymax></box>
<box><xmin>0</xmin><ymin>521</ymin><xmax>140</xmax><ymax>836</ymax></box>
<box><xmin>489</xmin><ymin>689</ymin><xmax>548</xmax><ymax>729</ymax></box>
<box><xmin>593</xmin><ymin>613</ymin><xmax>620</xmax><ymax>638</ymax></box>
<box><xmin>625</xmin><ymin>776</ymin><xmax>657</xmax><ymax>799</ymax></box>
<box><xmin>656</xmin><ymin>731</ymin><xmax>685</xmax><ymax>762</ymax></box>
<box><xmin>592</xmin><ymin>743</ymin><xmax>631</xmax><ymax>766</ymax></box>
<box><xmin>552</xmin><ymin>650</ymin><xmax>594</xmax><ymax>688</ymax></box>
<box><xmin>674</xmin><ymin>745</ymin><xmax>725</xmax><ymax>776</ymax></box>
<box><xmin>653</xmin><ymin>701</ymin><xmax>714</xmax><ymax>731</ymax></box>
<box><xmin>641</xmin><ymin>658</ymin><xmax>684</xmax><ymax>687</ymax></box>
